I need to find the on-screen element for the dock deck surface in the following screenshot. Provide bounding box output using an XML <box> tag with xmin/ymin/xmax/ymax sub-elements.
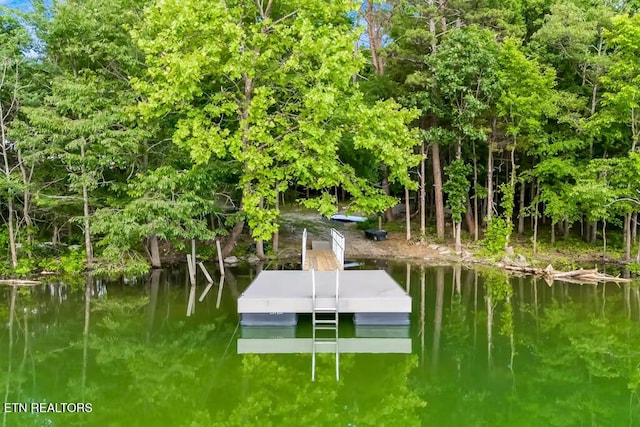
<box><xmin>237</xmin><ymin>270</ymin><xmax>411</xmax><ymax>314</ymax></box>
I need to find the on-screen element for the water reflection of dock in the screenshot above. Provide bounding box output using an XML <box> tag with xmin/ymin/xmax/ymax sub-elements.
<box><xmin>238</xmin><ymin>338</ymin><xmax>411</xmax><ymax>354</ymax></box>
<box><xmin>237</xmin><ymin>326</ymin><xmax>411</xmax><ymax>354</ymax></box>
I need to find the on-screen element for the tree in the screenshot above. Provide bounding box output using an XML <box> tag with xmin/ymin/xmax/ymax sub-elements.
<box><xmin>0</xmin><ymin>10</ymin><xmax>30</xmax><ymax>268</ymax></box>
<box><xmin>443</xmin><ymin>159</ymin><xmax>471</xmax><ymax>253</ymax></box>
<box><xmin>18</xmin><ymin>0</ymin><xmax>150</xmax><ymax>268</ymax></box>
<box><xmin>496</xmin><ymin>38</ymin><xmax>557</xmax><ymax>247</ymax></box>
<box><xmin>426</xmin><ymin>26</ymin><xmax>501</xmax><ymax>242</ymax></box>
<box><xmin>134</xmin><ymin>0</ymin><xmax>419</xmax><ymax>258</ymax></box>
<box><xmin>93</xmin><ymin>164</ymin><xmax>226</xmax><ymax>270</ymax></box>
<box><xmin>596</xmin><ymin>14</ymin><xmax>640</xmax><ymax>153</ymax></box>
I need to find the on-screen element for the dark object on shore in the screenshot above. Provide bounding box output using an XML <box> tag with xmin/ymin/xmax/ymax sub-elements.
<box><xmin>249</xmin><ymin>242</ymin><xmax>270</xmax><ymax>253</ymax></box>
<box><xmin>365</xmin><ymin>229</ymin><xmax>387</xmax><ymax>241</ymax></box>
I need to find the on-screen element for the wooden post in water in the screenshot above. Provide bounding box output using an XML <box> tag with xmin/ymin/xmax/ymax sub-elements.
<box><xmin>198</xmin><ymin>262</ymin><xmax>214</xmax><ymax>284</ymax></box>
<box><xmin>186</xmin><ymin>254</ymin><xmax>196</xmax><ymax>287</ymax></box>
<box><xmin>216</xmin><ymin>240</ymin><xmax>225</xmax><ymax>275</ymax></box>
<box><xmin>216</xmin><ymin>275</ymin><xmax>226</xmax><ymax>309</ymax></box>
<box><xmin>187</xmin><ymin>284</ymin><xmax>196</xmax><ymax>316</ymax></box>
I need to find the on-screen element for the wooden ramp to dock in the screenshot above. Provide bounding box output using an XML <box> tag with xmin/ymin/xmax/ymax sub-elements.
<box><xmin>304</xmin><ymin>249</ymin><xmax>341</xmax><ymax>271</ymax></box>
<box><xmin>302</xmin><ymin>228</ymin><xmax>345</xmax><ymax>271</ymax></box>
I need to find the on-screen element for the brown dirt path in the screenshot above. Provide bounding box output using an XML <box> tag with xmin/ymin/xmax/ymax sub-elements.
<box><xmin>277</xmin><ymin>210</ymin><xmax>459</xmax><ymax>263</ymax></box>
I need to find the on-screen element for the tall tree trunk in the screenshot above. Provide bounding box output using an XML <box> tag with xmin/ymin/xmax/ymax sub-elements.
<box><xmin>632</xmin><ymin>212</ymin><xmax>637</xmax><ymax>244</ymax></box>
<box><xmin>591</xmin><ymin>220</ymin><xmax>598</xmax><ymax>243</ymax></box>
<box><xmin>405</xmin><ymin>187</ymin><xmax>411</xmax><ymax>241</ymax></box>
<box><xmin>420</xmin><ymin>141</ymin><xmax>426</xmax><ymax>237</ymax></box>
<box><xmin>226</xmin><ymin>71</ymin><xmax>255</xmax><ymax>260</ymax></box>
<box><xmin>505</xmin><ymin>139</ymin><xmax>517</xmax><ymax>248</ymax></box>
<box><xmin>1</xmin><ymin>107</ymin><xmax>17</xmax><ymax>268</ymax></box>
<box><xmin>382</xmin><ymin>166</ymin><xmax>393</xmax><ymax>222</ymax></box>
<box><xmin>149</xmin><ymin>231</ymin><xmax>161</xmax><ymax>268</ymax></box>
<box><xmin>464</xmin><ymin>197</ymin><xmax>475</xmax><ymax>237</ymax></box>
<box><xmin>455</xmin><ymin>222</ymin><xmax>462</xmax><ymax>254</ymax></box>
<box><xmin>530</xmin><ymin>180</ymin><xmax>535</xmax><ymax>230</ymax></box>
<box><xmin>17</xmin><ymin>150</ymin><xmax>33</xmax><ymax>233</ymax></box>
<box><xmin>256</xmin><ymin>240</ymin><xmax>265</xmax><ymax>259</ymax></box>
<box><xmin>583</xmin><ymin>217</ymin><xmax>589</xmax><ymax>242</ymax></box>
<box><xmin>602</xmin><ymin>220</ymin><xmax>607</xmax><ymax>257</ymax></box>
<box><xmin>80</xmin><ymin>144</ymin><xmax>93</xmax><ymax>268</ymax></box>
<box><xmin>432</xmin><ymin>143</ymin><xmax>445</xmax><ymax>240</ymax></box>
<box><xmin>551</xmin><ymin>222</ymin><xmax>555</xmax><ymax>245</ymax></box>
<box><xmin>273</xmin><ymin>183</ymin><xmax>279</xmax><ymax>253</ymax></box>
<box><xmin>428</xmin><ymin>4</ymin><xmax>444</xmax><ymax>240</ymax></box>
<box><xmin>52</xmin><ymin>224</ymin><xmax>60</xmax><ymax>245</ymax></box>
<box><xmin>472</xmin><ymin>139</ymin><xmax>479</xmax><ymax>241</ymax></box>
<box><xmin>625</xmin><ymin>213</ymin><xmax>632</xmax><ymax>261</ymax></box>
<box><xmin>6</xmin><ymin>199</ymin><xmax>17</xmax><ymax>268</ymax></box>
<box><xmin>222</xmin><ymin>220</ymin><xmax>244</xmax><ymax>258</ymax></box>
<box><xmin>518</xmin><ymin>181</ymin><xmax>526</xmax><ymax>235</ymax></box>
<box><xmin>256</xmin><ymin>196</ymin><xmax>266</xmax><ymax>259</ymax></box>
<box><xmin>486</xmin><ymin>142</ymin><xmax>494</xmax><ymax>221</ymax></box>
<box><xmin>364</xmin><ymin>1</ymin><xmax>393</xmax><ymax>223</ymax></box>
<box><xmin>533</xmin><ymin>180</ymin><xmax>540</xmax><ymax>254</ymax></box>
<box><xmin>563</xmin><ymin>220</ymin><xmax>570</xmax><ymax>240</ymax></box>
<box><xmin>365</xmin><ymin>0</ymin><xmax>385</xmax><ymax>75</ymax></box>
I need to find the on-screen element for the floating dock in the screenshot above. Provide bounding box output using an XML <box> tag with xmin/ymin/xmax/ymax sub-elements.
<box><xmin>237</xmin><ymin>270</ymin><xmax>411</xmax><ymax>326</ymax></box>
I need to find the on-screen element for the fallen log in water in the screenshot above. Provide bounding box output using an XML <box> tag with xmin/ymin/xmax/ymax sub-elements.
<box><xmin>0</xmin><ymin>279</ymin><xmax>41</xmax><ymax>286</ymax></box>
<box><xmin>498</xmin><ymin>262</ymin><xmax>631</xmax><ymax>284</ymax></box>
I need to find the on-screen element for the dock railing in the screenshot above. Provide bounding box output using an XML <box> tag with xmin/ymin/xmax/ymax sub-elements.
<box><xmin>330</xmin><ymin>229</ymin><xmax>345</xmax><ymax>268</ymax></box>
<box><xmin>302</xmin><ymin>228</ymin><xmax>307</xmax><ymax>269</ymax></box>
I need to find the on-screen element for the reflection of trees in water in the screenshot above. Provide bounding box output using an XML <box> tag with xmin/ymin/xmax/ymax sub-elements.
<box><xmin>206</xmin><ymin>353</ymin><xmax>424</xmax><ymax>427</ymax></box>
<box><xmin>5</xmin><ymin>265</ymin><xmax>640</xmax><ymax>426</ymax></box>
<box><xmin>413</xmin><ymin>266</ymin><xmax>640</xmax><ymax>426</ymax></box>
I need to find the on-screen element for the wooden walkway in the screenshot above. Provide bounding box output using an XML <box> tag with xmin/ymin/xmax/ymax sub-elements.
<box><xmin>303</xmin><ymin>249</ymin><xmax>342</xmax><ymax>271</ymax></box>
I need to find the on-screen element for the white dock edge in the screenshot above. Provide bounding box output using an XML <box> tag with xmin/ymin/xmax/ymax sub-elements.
<box><xmin>237</xmin><ymin>338</ymin><xmax>412</xmax><ymax>354</ymax></box>
<box><xmin>238</xmin><ymin>270</ymin><xmax>411</xmax><ymax>326</ymax></box>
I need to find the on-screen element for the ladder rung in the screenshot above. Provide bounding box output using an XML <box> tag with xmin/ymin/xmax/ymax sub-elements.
<box><xmin>314</xmin><ymin>325</ymin><xmax>338</xmax><ymax>330</ymax></box>
<box><xmin>314</xmin><ymin>307</ymin><xmax>338</xmax><ymax>312</ymax></box>
<box><xmin>314</xmin><ymin>340</ymin><xmax>337</xmax><ymax>345</ymax></box>
<box><xmin>314</xmin><ymin>319</ymin><xmax>338</xmax><ymax>324</ymax></box>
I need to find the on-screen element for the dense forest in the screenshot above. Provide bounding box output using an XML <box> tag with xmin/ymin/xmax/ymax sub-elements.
<box><xmin>1</xmin><ymin>0</ymin><xmax>640</xmax><ymax>275</ymax></box>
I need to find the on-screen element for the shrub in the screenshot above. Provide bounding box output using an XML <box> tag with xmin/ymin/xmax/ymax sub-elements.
<box><xmin>482</xmin><ymin>217</ymin><xmax>511</xmax><ymax>255</ymax></box>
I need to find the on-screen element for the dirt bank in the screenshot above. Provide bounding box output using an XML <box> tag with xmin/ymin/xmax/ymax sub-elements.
<box><xmin>276</xmin><ymin>209</ymin><xmax>465</xmax><ymax>265</ymax></box>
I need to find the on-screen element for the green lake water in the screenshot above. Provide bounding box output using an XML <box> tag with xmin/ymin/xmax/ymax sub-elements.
<box><xmin>2</xmin><ymin>262</ymin><xmax>640</xmax><ymax>426</ymax></box>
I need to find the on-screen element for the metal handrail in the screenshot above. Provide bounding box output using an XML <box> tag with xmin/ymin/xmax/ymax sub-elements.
<box><xmin>330</xmin><ymin>229</ymin><xmax>345</xmax><ymax>268</ymax></box>
<box><xmin>311</xmin><ymin>267</ymin><xmax>316</xmax><ymax>308</ymax></box>
<box><xmin>302</xmin><ymin>228</ymin><xmax>307</xmax><ymax>269</ymax></box>
<box><xmin>335</xmin><ymin>268</ymin><xmax>339</xmax><ymax>312</ymax></box>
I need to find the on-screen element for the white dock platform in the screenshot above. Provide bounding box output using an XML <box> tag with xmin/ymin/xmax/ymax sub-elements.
<box><xmin>237</xmin><ymin>270</ymin><xmax>411</xmax><ymax>325</ymax></box>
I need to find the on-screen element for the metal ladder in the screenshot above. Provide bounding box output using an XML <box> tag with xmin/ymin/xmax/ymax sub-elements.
<box><xmin>311</xmin><ymin>268</ymin><xmax>340</xmax><ymax>381</ymax></box>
